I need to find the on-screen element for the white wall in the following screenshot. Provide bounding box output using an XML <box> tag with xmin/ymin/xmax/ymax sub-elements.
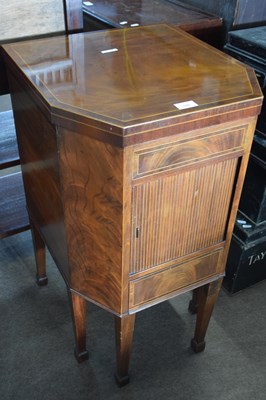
<box><xmin>0</xmin><ymin>0</ymin><xmax>65</xmax><ymax>41</ymax></box>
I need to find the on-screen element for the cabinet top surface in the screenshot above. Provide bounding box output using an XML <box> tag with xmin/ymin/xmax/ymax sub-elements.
<box><xmin>82</xmin><ymin>0</ymin><xmax>220</xmax><ymax>28</ymax></box>
<box><xmin>2</xmin><ymin>25</ymin><xmax>262</xmax><ymax>133</ymax></box>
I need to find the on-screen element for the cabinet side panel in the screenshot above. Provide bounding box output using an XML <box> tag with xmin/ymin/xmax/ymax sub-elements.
<box><xmin>58</xmin><ymin>127</ymin><xmax>123</xmax><ymax>314</ymax></box>
<box><xmin>9</xmin><ymin>73</ymin><xmax>69</xmax><ymax>279</ymax></box>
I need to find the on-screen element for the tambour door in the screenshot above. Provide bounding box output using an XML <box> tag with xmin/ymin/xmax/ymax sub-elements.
<box><xmin>130</xmin><ymin>158</ymin><xmax>238</xmax><ymax>275</ymax></box>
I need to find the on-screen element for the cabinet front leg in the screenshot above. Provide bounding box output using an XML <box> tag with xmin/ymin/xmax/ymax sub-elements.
<box><xmin>30</xmin><ymin>221</ymin><xmax>47</xmax><ymax>286</ymax></box>
<box><xmin>68</xmin><ymin>290</ymin><xmax>89</xmax><ymax>363</ymax></box>
<box><xmin>114</xmin><ymin>314</ymin><xmax>136</xmax><ymax>387</ymax></box>
<box><xmin>191</xmin><ymin>278</ymin><xmax>223</xmax><ymax>353</ymax></box>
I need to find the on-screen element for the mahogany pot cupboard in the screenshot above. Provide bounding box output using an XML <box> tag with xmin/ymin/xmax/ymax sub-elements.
<box><xmin>1</xmin><ymin>25</ymin><xmax>262</xmax><ymax>385</ymax></box>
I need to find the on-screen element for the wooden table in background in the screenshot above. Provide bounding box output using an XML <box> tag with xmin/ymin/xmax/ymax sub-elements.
<box><xmin>82</xmin><ymin>0</ymin><xmax>223</xmax><ymax>47</ymax></box>
<box><xmin>1</xmin><ymin>25</ymin><xmax>262</xmax><ymax>386</ymax></box>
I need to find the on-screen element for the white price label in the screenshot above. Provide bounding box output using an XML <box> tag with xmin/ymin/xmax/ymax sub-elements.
<box><xmin>174</xmin><ymin>100</ymin><xmax>198</xmax><ymax>110</ymax></box>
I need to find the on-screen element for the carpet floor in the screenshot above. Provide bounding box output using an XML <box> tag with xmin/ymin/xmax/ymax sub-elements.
<box><xmin>1</xmin><ymin>231</ymin><xmax>266</xmax><ymax>400</ymax></box>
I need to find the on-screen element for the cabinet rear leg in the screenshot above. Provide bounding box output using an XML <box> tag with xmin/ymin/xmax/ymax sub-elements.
<box><xmin>191</xmin><ymin>278</ymin><xmax>223</xmax><ymax>353</ymax></box>
<box><xmin>30</xmin><ymin>221</ymin><xmax>47</xmax><ymax>286</ymax></box>
<box><xmin>188</xmin><ymin>288</ymin><xmax>200</xmax><ymax>314</ymax></box>
<box><xmin>114</xmin><ymin>314</ymin><xmax>136</xmax><ymax>387</ymax></box>
<box><xmin>68</xmin><ymin>289</ymin><xmax>89</xmax><ymax>363</ymax></box>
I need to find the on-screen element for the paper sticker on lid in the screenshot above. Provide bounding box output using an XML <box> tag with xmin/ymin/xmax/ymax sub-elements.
<box><xmin>174</xmin><ymin>100</ymin><xmax>198</xmax><ymax>110</ymax></box>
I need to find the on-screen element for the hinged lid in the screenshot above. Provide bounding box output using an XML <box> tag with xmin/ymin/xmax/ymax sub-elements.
<box><xmin>2</xmin><ymin>25</ymin><xmax>262</xmax><ymax>145</ymax></box>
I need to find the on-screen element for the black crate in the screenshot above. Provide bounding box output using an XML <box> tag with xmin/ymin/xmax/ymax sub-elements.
<box><xmin>251</xmin><ymin>129</ymin><xmax>266</xmax><ymax>163</ymax></box>
<box><xmin>224</xmin><ymin>26</ymin><xmax>266</xmax><ymax>133</ymax></box>
<box><xmin>223</xmin><ymin>233</ymin><xmax>266</xmax><ymax>294</ymax></box>
<box><xmin>226</xmin><ymin>26</ymin><xmax>266</xmax><ymax>62</ymax></box>
<box><xmin>234</xmin><ymin>211</ymin><xmax>266</xmax><ymax>243</ymax></box>
<box><xmin>239</xmin><ymin>147</ymin><xmax>266</xmax><ymax>225</ymax></box>
<box><xmin>223</xmin><ymin>27</ymin><xmax>266</xmax><ymax>294</ymax></box>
